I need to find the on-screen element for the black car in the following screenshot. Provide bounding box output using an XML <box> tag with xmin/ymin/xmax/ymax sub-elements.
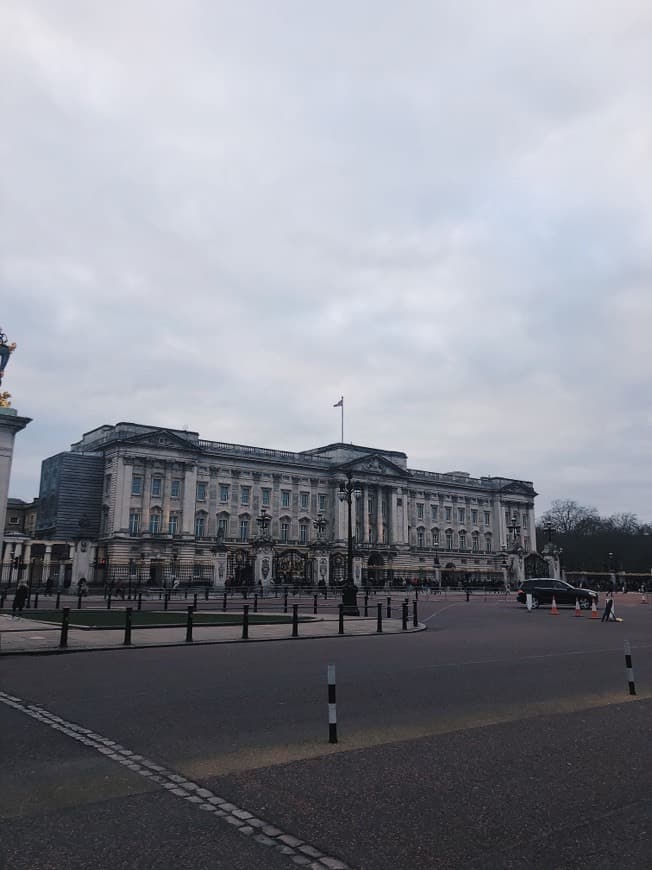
<box><xmin>516</xmin><ymin>578</ymin><xmax>599</xmax><ymax>609</ymax></box>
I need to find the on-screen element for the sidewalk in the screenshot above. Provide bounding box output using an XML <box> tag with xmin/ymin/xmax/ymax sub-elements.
<box><xmin>0</xmin><ymin>611</ymin><xmax>425</xmax><ymax>656</ymax></box>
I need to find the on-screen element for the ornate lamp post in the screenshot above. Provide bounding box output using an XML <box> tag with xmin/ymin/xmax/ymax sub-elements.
<box><xmin>338</xmin><ymin>471</ymin><xmax>361</xmax><ymax>614</ymax></box>
<box><xmin>313</xmin><ymin>513</ymin><xmax>327</xmax><ymax>541</ymax></box>
<box><xmin>507</xmin><ymin>513</ymin><xmax>521</xmax><ymax>547</ymax></box>
<box><xmin>256</xmin><ymin>508</ymin><xmax>272</xmax><ymax>541</ymax></box>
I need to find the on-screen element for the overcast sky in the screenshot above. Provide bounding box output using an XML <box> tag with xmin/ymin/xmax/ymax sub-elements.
<box><xmin>2</xmin><ymin>1</ymin><xmax>651</xmax><ymax>521</ymax></box>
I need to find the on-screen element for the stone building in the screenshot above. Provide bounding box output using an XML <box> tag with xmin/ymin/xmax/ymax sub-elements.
<box><xmin>25</xmin><ymin>422</ymin><xmax>539</xmax><ymax>588</ymax></box>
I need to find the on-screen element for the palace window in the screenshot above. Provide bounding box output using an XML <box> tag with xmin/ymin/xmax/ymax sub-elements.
<box><xmin>431</xmin><ymin>504</ymin><xmax>438</xmax><ymax>522</ymax></box>
<box><xmin>171</xmin><ymin>479</ymin><xmax>181</xmax><ymax>498</ymax></box>
<box><xmin>219</xmin><ymin>484</ymin><xmax>230</xmax><ymax>502</ymax></box>
<box><xmin>149</xmin><ymin>512</ymin><xmax>161</xmax><ymax>534</ymax></box>
<box><xmin>151</xmin><ymin>477</ymin><xmax>162</xmax><ymax>497</ymax></box>
<box><xmin>299</xmin><ymin>523</ymin><xmax>308</xmax><ymax>544</ymax></box>
<box><xmin>471</xmin><ymin>509</ymin><xmax>478</xmax><ymax>525</ymax></box>
<box><xmin>300</xmin><ymin>491</ymin><xmax>309</xmax><ymax>510</ymax></box>
<box><xmin>168</xmin><ymin>513</ymin><xmax>179</xmax><ymax>536</ymax></box>
<box><xmin>459</xmin><ymin>531</ymin><xmax>467</xmax><ymax>550</ymax></box>
<box><xmin>522</xmin><ymin>513</ymin><xmax>528</xmax><ymax>528</ymax></box>
<box><xmin>485</xmin><ymin>533</ymin><xmax>492</xmax><ymax>553</ymax></box>
<box><xmin>458</xmin><ymin>508</ymin><xmax>465</xmax><ymax>524</ymax></box>
<box><xmin>104</xmin><ymin>474</ymin><xmax>112</xmax><ymax>496</ymax></box>
<box><xmin>319</xmin><ymin>494</ymin><xmax>327</xmax><ymax>511</ymax></box>
<box><xmin>239</xmin><ymin>519</ymin><xmax>249</xmax><ymax>541</ymax></box>
<box><xmin>417</xmin><ymin>529</ymin><xmax>425</xmax><ymax>548</ymax></box>
<box><xmin>262</xmin><ymin>488</ymin><xmax>271</xmax><ymax>506</ymax></box>
<box><xmin>129</xmin><ymin>511</ymin><xmax>140</xmax><ymax>536</ymax></box>
<box><xmin>131</xmin><ymin>476</ymin><xmax>143</xmax><ymax>496</ymax></box>
<box><xmin>280</xmin><ymin>522</ymin><xmax>289</xmax><ymax>543</ymax></box>
<box><xmin>445</xmin><ymin>530</ymin><xmax>453</xmax><ymax>549</ymax></box>
<box><xmin>417</xmin><ymin>503</ymin><xmax>424</xmax><ymax>520</ymax></box>
<box><xmin>432</xmin><ymin>528</ymin><xmax>440</xmax><ymax>546</ymax></box>
<box><xmin>196</xmin><ymin>482</ymin><xmax>207</xmax><ymax>501</ymax></box>
<box><xmin>445</xmin><ymin>507</ymin><xmax>452</xmax><ymax>522</ymax></box>
<box><xmin>484</xmin><ymin>511</ymin><xmax>491</xmax><ymax>525</ymax></box>
<box><xmin>195</xmin><ymin>514</ymin><xmax>206</xmax><ymax>537</ymax></box>
<box><xmin>472</xmin><ymin>532</ymin><xmax>479</xmax><ymax>552</ymax></box>
<box><xmin>217</xmin><ymin>516</ymin><xmax>228</xmax><ymax>539</ymax></box>
<box><xmin>281</xmin><ymin>490</ymin><xmax>291</xmax><ymax>508</ymax></box>
<box><xmin>241</xmin><ymin>486</ymin><xmax>250</xmax><ymax>506</ymax></box>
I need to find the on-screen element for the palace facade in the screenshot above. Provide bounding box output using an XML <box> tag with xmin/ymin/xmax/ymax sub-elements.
<box><xmin>21</xmin><ymin>422</ymin><xmax>539</xmax><ymax>588</ymax></box>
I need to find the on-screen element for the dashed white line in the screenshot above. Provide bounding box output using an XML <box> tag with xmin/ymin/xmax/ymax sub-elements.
<box><xmin>0</xmin><ymin>690</ymin><xmax>352</xmax><ymax>870</ymax></box>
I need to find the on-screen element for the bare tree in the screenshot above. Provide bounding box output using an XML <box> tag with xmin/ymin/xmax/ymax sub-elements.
<box><xmin>603</xmin><ymin>512</ymin><xmax>641</xmax><ymax>534</ymax></box>
<box><xmin>538</xmin><ymin>499</ymin><xmax>601</xmax><ymax>535</ymax></box>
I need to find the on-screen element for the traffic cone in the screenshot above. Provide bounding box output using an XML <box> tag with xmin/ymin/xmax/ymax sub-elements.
<box><xmin>574</xmin><ymin>598</ymin><xmax>582</xmax><ymax>617</ymax></box>
<box><xmin>551</xmin><ymin>595</ymin><xmax>559</xmax><ymax>615</ymax></box>
<box><xmin>590</xmin><ymin>599</ymin><xmax>599</xmax><ymax>619</ymax></box>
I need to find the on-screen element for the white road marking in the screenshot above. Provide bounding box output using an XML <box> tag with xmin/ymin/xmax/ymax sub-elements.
<box><xmin>0</xmin><ymin>690</ymin><xmax>352</xmax><ymax>870</ymax></box>
<box><xmin>422</xmin><ymin>604</ymin><xmax>459</xmax><ymax>622</ymax></box>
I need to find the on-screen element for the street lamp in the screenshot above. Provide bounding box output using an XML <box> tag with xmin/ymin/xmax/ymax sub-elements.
<box><xmin>256</xmin><ymin>508</ymin><xmax>272</xmax><ymax>540</ymax></box>
<box><xmin>507</xmin><ymin>513</ymin><xmax>521</xmax><ymax>546</ymax></box>
<box><xmin>338</xmin><ymin>471</ymin><xmax>361</xmax><ymax>614</ymax></box>
<box><xmin>313</xmin><ymin>513</ymin><xmax>327</xmax><ymax>541</ymax></box>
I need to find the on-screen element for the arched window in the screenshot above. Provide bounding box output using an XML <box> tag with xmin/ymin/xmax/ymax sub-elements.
<box><xmin>431</xmin><ymin>527</ymin><xmax>440</xmax><ymax>546</ymax></box>
<box><xmin>472</xmin><ymin>531</ymin><xmax>480</xmax><ymax>552</ymax></box>
<box><xmin>239</xmin><ymin>513</ymin><xmax>250</xmax><ymax>542</ymax></box>
<box><xmin>417</xmin><ymin>527</ymin><xmax>425</xmax><ymax>548</ymax></box>
<box><xmin>445</xmin><ymin>529</ymin><xmax>453</xmax><ymax>550</ymax></box>
<box><xmin>195</xmin><ymin>511</ymin><xmax>207</xmax><ymax>538</ymax></box>
<box><xmin>458</xmin><ymin>530</ymin><xmax>467</xmax><ymax>551</ymax></box>
<box><xmin>280</xmin><ymin>516</ymin><xmax>291</xmax><ymax>543</ymax></box>
<box><xmin>149</xmin><ymin>508</ymin><xmax>162</xmax><ymax>535</ymax></box>
<box><xmin>216</xmin><ymin>512</ymin><xmax>229</xmax><ymax>541</ymax></box>
<box><xmin>485</xmin><ymin>532</ymin><xmax>492</xmax><ymax>553</ymax></box>
<box><xmin>299</xmin><ymin>522</ymin><xmax>309</xmax><ymax>544</ymax></box>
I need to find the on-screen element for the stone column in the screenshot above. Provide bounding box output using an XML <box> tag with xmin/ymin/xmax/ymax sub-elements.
<box><xmin>42</xmin><ymin>543</ymin><xmax>53</xmax><ymax>588</ymax></box>
<box><xmin>181</xmin><ymin>462</ymin><xmax>198</xmax><ymax>536</ymax></box>
<box><xmin>377</xmin><ymin>485</ymin><xmax>384</xmax><ymax>544</ymax></box>
<box><xmin>0</xmin><ymin>408</ymin><xmax>31</xmax><ymax>553</ymax></box>
<box><xmin>72</xmin><ymin>541</ymin><xmax>93</xmax><ymax>587</ymax></box>
<box><xmin>214</xmin><ymin>549</ymin><xmax>228</xmax><ymax>588</ymax></box>
<box><xmin>402</xmin><ymin>491</ymin><xmax>409</xmax><ymax>543</ymax></box>
<box><xmin>362</xmin><ymin>485</ymin><xmax>369</xmax><ymax>543</ymax></box>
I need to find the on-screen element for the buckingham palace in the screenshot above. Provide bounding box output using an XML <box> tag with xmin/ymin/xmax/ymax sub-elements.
<box><xmin>22</xmin><ymin>422</ymin><xmax>540</xmax><ymax>589</ymax></box>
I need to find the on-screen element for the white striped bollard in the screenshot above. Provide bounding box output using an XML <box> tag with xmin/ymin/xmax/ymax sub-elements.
<box><xmin>624</xmin><ymin>640</ymin><xmax>636</xmax><ymax>695</ymax></box>
<box><xmin>328</xmin><ymin>664</ymin><xmax>337</xmax><ymax>744</ymax></box>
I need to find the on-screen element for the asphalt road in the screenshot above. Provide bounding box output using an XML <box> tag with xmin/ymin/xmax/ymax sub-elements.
<box><xmin>1</xmin><ymin>593</ymin><xmax>651</xmax><ymax>869</ymax></box>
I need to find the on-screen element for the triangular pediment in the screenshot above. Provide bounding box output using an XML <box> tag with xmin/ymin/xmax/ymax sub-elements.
<box><xmin>337</xmin><ymin>453</ymin><xmax>408</xmax><ymax>478</ymax></box>
<box><xmin>122</xmin><ymin>428</ymin><xmax>199</xmax><ymax>452</ymax></box>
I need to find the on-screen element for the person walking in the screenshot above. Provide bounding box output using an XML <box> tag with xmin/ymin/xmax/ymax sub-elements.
<box><xmin>12</xmin><ymin>581</ymin><xmax>29</xmax><ymax>618</ymax></box>
<box><xmin>602</xmin><ymin>591</ymin><xmax>614</xmax><ymax>622</ymax></box>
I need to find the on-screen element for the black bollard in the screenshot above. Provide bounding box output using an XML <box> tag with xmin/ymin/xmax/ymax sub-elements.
<box><xmin>185</xmin><ymin>606</ymin><xmax>193</xmax><ymax>643</ymax></box>
<box><xmin>0</xmin><ymin>591</ymin><xmax>5</xmax><ymax>608</ymax></box>
<box><xmin>338</xmin><ymin>604</ymin><xmax>344</xmax><ymax>635</ymax></box>
<box><xmin>222</xmin><ymin>591</ymin><xmax>227</xmax><ymax>612</ymax></box>
<box><xmin>377</xmin><ymin>601</ymin><xmax>383</xmax><ymax>633</ymax></box>
<box><xmin>313</xmin><ymin>594</ymin><xmax>318</xmax><ymax>615</ymax></box>
<box><xmin>242</xmin><ymin>604</ymin><xmax>249</xmax><ymax>640</ymax></box>
<box><xmin>164</xmin><ymin>593</ymin><xmax>169</xmax><ymax>612</ymax></box>
<box><xmin>59</xmin><ymin>607</ymin><xmax>70</xmax><ymax>648</ymax></box>
<box><xmin>193</xmin><ymin>593</ymin><xmax>198</xmax><ymax>612</ymax></box>
<box><xmin>77</xmin><ymin>593</ymin><xmax>83</xmax><ymax>610</ymax></box>
<box><xmin>55</xmin><ymin>591</ymin><xmax>61</xmax><ymax>610</ymax></box>
<box><xmin>107</xmin><ymin>592</ymin><xmax>112</xmax><ymax>610</ymax></box>
<box><xmin>283</xmin><ymin>592</ymin><xmax>288</xmax><ymax>614</ymax></box>
<box><xmin>184</xmin><ymin>587</ymin><xmax>188</xmax><ymax>599</ymax></box>
<box><xmin>402</xmin><ymin>602</ymin><xmax>408</xmax><ymax>631</ymax></box>
<box><xmin>386</xmin><ymin>597</ymin><xmax>391</xmax><ymax>619</ymax></box>
<box><xmin>124</xmin><ymin>607</ymin><xmax>132</xmax><ymax>646</ymax></box>
<box><xmin>253</xmin><ymin>593</ymin><xmax>258</xmax><ymax>614</ymax></box>
<box><xmin>34</xmin><ymin>592</ymin><xmax>39</xmax><ymax>610</ymax></box>
<box><xmin>413</xmin><ymin>600</ymin><xmax>418</xmax><ymax>627</ymax></box>
<box><xmin>205</xmin><ymin>587</ymin><xmax>209</xmax><ymax>601</ymax></box>
<box><xmin>137</xmin><ymin>592</ymin><xmax>142</xmax><ymax>611</ymax></box>
<box><xmin>364</xmin><ymin>594</ymin><xmax>369</xmax><ymax>617</ymax></box>
<box><xmin>292</xmin><ymin>603</ymin><xmax>299</xmax><ymax>637</ymax></box>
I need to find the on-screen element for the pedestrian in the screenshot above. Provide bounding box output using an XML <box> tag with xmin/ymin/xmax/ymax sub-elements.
<box><xmin>77</xmin><ymin>577</ymin><xmax>87</xmax><ymax>597</ymax></box>
<box><xmin>602</xmin><ymin>592</ymin><xmax>614</xmax><ymax>622</ymax></box>
<box><xmin>45</xmin><ymin>576</ymin><xmax>53</xmax><ymax>596</ymax></box>
<box><xmin>12</xmin><ymin>580</ymin><xmax>29</xmax><ymax>618</ymax></box>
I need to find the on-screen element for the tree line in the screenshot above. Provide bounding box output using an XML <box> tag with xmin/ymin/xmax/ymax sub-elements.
<box><xmin>536</xmin><ymin>500</ymin><xmax>652</xmax><ymax>573</ymax></box>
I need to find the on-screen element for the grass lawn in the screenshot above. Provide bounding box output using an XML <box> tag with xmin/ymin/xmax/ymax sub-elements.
<box><xmin>8</xmin><ymin>610</ymin><xmax>312</xmax><ymax>629</ymax></box>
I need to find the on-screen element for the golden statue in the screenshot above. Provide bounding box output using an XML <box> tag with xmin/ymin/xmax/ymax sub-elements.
<box><xmin>0</xmin><ymin>391</ymin><xmax>11</xmax><ymax>408</ymax></box>
<box><xmin>0</xmin><ymin>327</ymin><xmax>17</xmax><ymax>386</ymax></box>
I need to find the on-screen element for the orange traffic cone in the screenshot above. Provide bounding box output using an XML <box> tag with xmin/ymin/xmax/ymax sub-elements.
<box><xmin>590</xmin><ymin>599</ymin><xmax>599</xmax><ymax>619</ymax></box>
<box><xmin>574</xmin><ymin>598</ymin><xmax>582</xmax><ymax>617</ymax></box>
<box><xmin>551</xmin><ymin>595</ymin><xmax>559</xmax><ymax>615</ymax></box>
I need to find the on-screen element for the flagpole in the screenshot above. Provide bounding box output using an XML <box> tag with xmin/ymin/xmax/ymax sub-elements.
<box><xmin>341</xmin><ymin>398</ymin><xmax>344</xmax><ymax>443</ymax></box>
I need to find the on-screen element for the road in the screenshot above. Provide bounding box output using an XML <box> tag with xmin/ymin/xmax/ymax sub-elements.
<box><xmin>1</xmin><ymin>593</ymin><xmax>651</xmax><ymax>869</ymax></box>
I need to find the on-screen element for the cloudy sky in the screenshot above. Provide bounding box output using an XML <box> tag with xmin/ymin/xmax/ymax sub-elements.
<box><xmin>1</xmin><ymin>0</ymin><xmax>651</xmax><ymax>520</ymax></box>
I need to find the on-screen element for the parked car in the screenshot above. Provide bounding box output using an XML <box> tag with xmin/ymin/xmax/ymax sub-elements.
<box><xmin>516</xmin><ymin>578</ymin><xmax>599</xmax><ymax>610</ymax></box>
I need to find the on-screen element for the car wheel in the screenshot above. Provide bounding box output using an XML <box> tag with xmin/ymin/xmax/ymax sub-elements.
<box><xmin>579</xmin><ymin>598</ymin><xmax>591</xmax><ymax>610</ymax></box>
<box><xmin>530</xmin><ymin>596</ymin><xmax>540</xmax><ymax>609</ymax></box>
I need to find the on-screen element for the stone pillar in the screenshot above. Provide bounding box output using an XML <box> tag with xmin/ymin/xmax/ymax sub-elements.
<box><xmin>402</xmin><ymin>490</ymin><xmax>409</xmax><ymax>544</ymax></box>
<box><xmin>254</xmin><ymin>545</ymin><xmax>275</xmax><ymax>588</ymax></box>
<box><xmin>214</xmin><ymin>549</ymin><xmax>228</xmax><ymax>587</ymax></box>
<box><xmin>390</xmin><ymin>488</ymin><xmax>399</xmax><ymax>544</ymax></box>
<box><xmin>362</xmin><ymin>485</ymin><xmax>369</xmax><ymax>543</ymax></box>
<box><xmin>72</xmin><ymin>540</ymin><xmax>93</xmax><ymax>587</ymax></box>
<box><xmin>377</xmin><ymin>485</ymin><xmax>384</xmax><ymax>544</ymax></box>
<box><xmin>42</xmin><ymin>543</ymin><xmax>53</xmax><ymax>587</ymax></box>
<box><xmin>181</xmin><ymin>462</ymin><xmax>198</xmax><ymax>536</ymax></box>
<box><xmin>0</xmin><ymin>408</ymin><xmax>31</xmax><ymax>553</ymax></box>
